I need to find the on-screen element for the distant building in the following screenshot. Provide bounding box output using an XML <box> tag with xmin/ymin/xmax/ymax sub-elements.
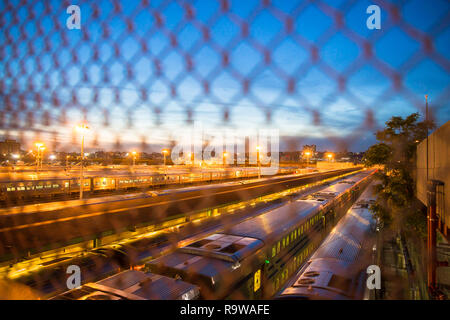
<box><xmin>0</xmin><ymin>139</ymin><xmax>20</xmax><ymax>155</ymax></box>
<box><xmin>302</xmin><ymin>145</ymin><xmax>317</xmax><ymax>160</ymax></box>
<box><xmin>302</xmin><ymin>145</ymin><xmax>316</xmax><ymax>154</ymax></box>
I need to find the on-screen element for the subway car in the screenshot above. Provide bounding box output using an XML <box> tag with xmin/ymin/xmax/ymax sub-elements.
<box><xmin>275</xmin><ymin>183</ymin><xmax>378</xmax><ymax>300</ymax></box>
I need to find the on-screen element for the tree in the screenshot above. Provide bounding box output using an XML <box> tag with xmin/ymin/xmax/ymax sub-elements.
<box><xmin>365</xmin><ymin>112</ymin><xmax>434</xmax><ymax>234</ymax></box>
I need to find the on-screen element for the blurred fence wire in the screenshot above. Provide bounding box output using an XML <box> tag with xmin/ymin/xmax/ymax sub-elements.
<box><xmin>0</xmin><ymin>0</ymin><xmax>449</xmax><ymax>299</ymax></box>
<box><xmin>0</xmin><ymin>0</ymin><xmax>449</xmax><ymax>152</ymax></box>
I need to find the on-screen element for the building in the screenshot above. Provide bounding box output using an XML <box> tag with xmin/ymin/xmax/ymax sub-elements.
<box><xmin>416</xmin><ymin>120</ymin><xmax>450</xmax><ymax>297</ymax></box>
<box><xmin>302</xmin><ymin>144</ymin><xmax>316</xmax><ymax>154</ymax></box>
<box><xmin>0</xmin><ymin>139</ymin><xmax>21</xmax><ymax>155</ymax></box>
<box><xmin>416</xmin><ymin>120</ymin><xmax>450</xmax><ymax>239</ymax></box>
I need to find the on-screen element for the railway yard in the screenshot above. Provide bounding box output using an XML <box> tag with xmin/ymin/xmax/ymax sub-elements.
<box><xmin>0</xmin><ymin>165</ymin><xmax>383</xmax><ymax>300</ymax></box>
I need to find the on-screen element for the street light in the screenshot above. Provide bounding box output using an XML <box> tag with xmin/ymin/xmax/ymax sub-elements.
<box><xmin>162</xmin><ymin>149</ymin><xmax>169</xmax><ymax>168</ymax></box>
<box><xmin>256</xmin><ymin>146</ymin><xmax>261</xmax><ymax>179</ymax></box>
<box><xmin>131</xmin><ymin>151</ymin><xmax>137</xmax><ymax>167</ymax></box>
<box><xmin>326</xmin><ymin>153</ymin><xmax>334</xmax><ymax>162</ymax></box>
<box><xmin>223</xmin><ymin>152</ymin><xmax>228</xmax><ymax>167</ymax></box>
<box><xmin>187</xmin><ymin>152</ymin><xmax>194</xmax><ymax>166</ymax></box>
<box><xmin>35</xmin><ymin>142</ymin><xmax>44</xmax><ymax>171</ymax></box>
<box><xmin>76</xmin><ymin>123</ymin><xmax>89</xmax><ymax>200</ymax></box>
<box><xmin>304</xmin><ymin>151</ymin><xmax>311</xmax><ymax>167</ymax></box>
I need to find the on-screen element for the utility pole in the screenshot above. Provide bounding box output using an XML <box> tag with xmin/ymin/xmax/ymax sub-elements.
<box><xmin>76</xmin><ymin>124</ymin><xmax>89</xmax><ymax>200</ymax></box>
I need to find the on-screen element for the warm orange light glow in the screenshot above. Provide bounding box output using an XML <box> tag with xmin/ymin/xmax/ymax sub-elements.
<box><xmin>76</xmin><ymin>123</ymin><xmax>89</xmax><ymax>132</ymax></box>
<box><xmin>162</xmin><ymin>149</ymin><xmax>169</xmax><ymax>154</ymax></box>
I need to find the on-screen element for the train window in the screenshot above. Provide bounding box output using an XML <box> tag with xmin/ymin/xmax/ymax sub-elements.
<box><xmin>84</xmin><ymin>182</ymin><xmax>89</xmax><ymax>186</ymax></box>
<box><xmin>272</xmin><ymin>246</ymin><xmax>276</xmax><ymax>258</ymax></box>
<box><xmin>291</xmin><ymin>232</ymin><xmax>294</xmax><ymax>242</ymax></box>
<box><xmin>254</xmin><ymin>270</ymin><xmax>261</xmax><ymax>292</ymax></box>
<box><xmin>277</xmin><ymin>241</ymin><xmax>280</xmax><ymax>254</ymax></box>
<box><xmin>282</xmin><ymin>238</ymin><xmax>285</xmax><ymax>248</ymax></box>
<box><xmin>36</xmin><ymin>185</ymin><xmax>43</xmax><ymax>189</ymax></box>
<box><xmin>286</xmin><ymin>236</ymin><xmax>289</xmax><ymax>246</ymax></box>
<box><xmin>65</xmin><ymin>182</ymin><xmax>69</xmax><ymax>187</ymax></box>
<box><xmin>53</xmin><ymin>184</ymin><xmax>59</xmax><ymax>188</ymax></box>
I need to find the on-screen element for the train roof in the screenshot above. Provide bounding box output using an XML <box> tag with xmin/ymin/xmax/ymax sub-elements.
<box><xmin>276</xmin><ymin>183</ymin><xmax>377</xmax><ymax>300</ymax></box>
<box><xmin>51</xmin><ymin>269</ymin><xmax>200</xmax><ymax>300</ymax></box>
<box><xmin>220</xmin><ymin>171</ymin><xmax>372</xmax><ymax>241</ymax></box>
<box><xmin>147</xmin><ymin>233</ymin><xmax>264</xmax><ymax>292</ymax></box>
<box><xmin>225</xmin><ymin>201</ymin><xmax>319</xmax><ymax>241</ymax></box>
<box><xmin>147</xmin><ymin>172</ymin><xmax>372</xmax><ymax>291</ymax></box>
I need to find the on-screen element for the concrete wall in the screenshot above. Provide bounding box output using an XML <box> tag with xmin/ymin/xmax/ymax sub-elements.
<box><xmin>416</xmin><ymin>120</ymin><xmax>450</xmax><ymax>235</ymax></box>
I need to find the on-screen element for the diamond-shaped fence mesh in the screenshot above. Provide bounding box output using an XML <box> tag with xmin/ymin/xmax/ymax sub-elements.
<box><xmin>0</xmin><ymin>0</ymin><xmax>449</xmax><ymax>300</ymax></box>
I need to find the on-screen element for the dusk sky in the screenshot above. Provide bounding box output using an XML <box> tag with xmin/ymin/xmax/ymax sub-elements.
<box><xmin>0</xmin><ymin>0</ymin><xmax>449</xmax><ymax>152</ymax></box>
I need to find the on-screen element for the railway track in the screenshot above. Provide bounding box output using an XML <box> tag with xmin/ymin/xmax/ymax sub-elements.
<box><xmin>0</xmin><ymin>168</ymin><xmax>361</xmax><ymax>262</ymax></box>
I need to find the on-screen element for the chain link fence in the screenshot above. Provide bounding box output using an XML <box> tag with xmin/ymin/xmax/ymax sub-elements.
<box><xmin>0</xmin><ymin>0</ymin><xmax>449</xmax><ymax>299</ymax></box>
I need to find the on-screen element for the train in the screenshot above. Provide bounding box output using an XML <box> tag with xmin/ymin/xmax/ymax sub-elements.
<box><xmin>143</xmin><ymin>170</ymin><xmax>375</xmax><ymax>299</ymax></box>
<box><xmin>275</xmin><ymin>182</ymin><xmax>378</xmax><ymax>300</ymax></box>
<box><xmin>11</xmin><ymin>169</ymin><xmax>374</xmax><ymax>299</ymax></box>
<box><xmin>0</xmin><ymin>167</ymin><xmax>303</xmax><ymax>202</ymax></box>
<box><xmin>50</xmin><ymin>269</ymin><xmax>200</xmax><ymax>300</ymax></box>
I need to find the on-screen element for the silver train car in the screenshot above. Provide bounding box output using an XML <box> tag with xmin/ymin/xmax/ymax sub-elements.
<box><xmin>0</xmin><ymin>167</ymin><xmax>280</xmax><ymax>201</ymax></box>
<box><xmin>146</xmin><ymin>171</ymin><xmax>375</xmax><ymax>299</ymax></box>
<box><xmin>275</xmin><ymin>183</ymin><xmax>378</xmax><ymax>300</ymax></box>
<box><xmin>51</xmin><ymin>269</ymin><xmax>200</xmax><ymax>300</ymax></box>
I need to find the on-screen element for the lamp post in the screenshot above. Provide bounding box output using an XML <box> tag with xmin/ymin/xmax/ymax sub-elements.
<box><xmin>39</xmin><ymin>147</ymin><xmax>45</xmax><ymax>169</ymax></box>
<box><xmin>256</xmin><ymin>146</ymin><xmax>261</xmax><ymax>179</ymax></box>
<box><xmin>162</xmin><ymin>149</ymin><xmax>168</xmax><ymax>167</ymax></box>
<box><xmin>304</xmin><ymin>151</ymin><xmax>311</xmax><ymax>167</ymax></box>
<box><xmin>131</xmin><ymin>151</ymin><xmax>137</xmax><ymax>167</ymax></box>
<box><xmin>35</xmin><ymin>142</ymin><xmax>44</xmax><ymax>171</ymax></box>
<box><xmin>76</xmin><ymin>124</ymin><xmax>89</xmax><ymax>200</ymax></box>
<box><xmin>326</xmin><ymin>153</ymin><xmax>333</xmax><ymax>162</ymax></box>
<box><xmin>223</xmin><ymin>152</ymin><xmax>228</xmax><ymax>167</ymax></box>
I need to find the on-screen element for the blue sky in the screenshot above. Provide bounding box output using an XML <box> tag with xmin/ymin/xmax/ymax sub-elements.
<box><xmin>0</xmin><ymin>0</ymin><xmax>449</xmax><ymax>152</ymax></box>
